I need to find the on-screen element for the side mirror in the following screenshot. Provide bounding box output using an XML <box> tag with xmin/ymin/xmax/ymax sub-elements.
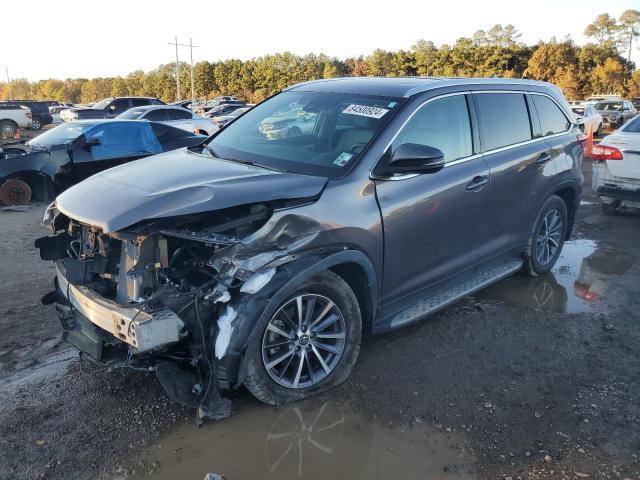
<box><xmin>386</xmin><ymin>143</ymin><xmax>445</xmax><ymax>174</ymax></box>
<box><xmin>83</xmin><ymin>137</ymin><xmax>101</xmax><ymax>149</ymax></box>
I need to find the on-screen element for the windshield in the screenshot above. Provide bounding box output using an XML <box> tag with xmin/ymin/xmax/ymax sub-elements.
<box><xmin>572</xmin><ymin>107</ymin><xmax>585</xmax><ymax>116</ymax></box>
<box><xmin>118</xmin><ymin>109</ymin><xmax>146</xmax><ymax>119</ymax></box>
<box><xmin>26</xmin><ymin>123</ymin><xmax>95</xmax><ymax>146</ymax></box>
<box><xmin>207</xmin><ymin>91</ymin><xmax>402</xmax><ymax>177</ymax></box>
<box><xmin>230</xmin><ymin>108</ymin><xmax>249</xmax><ymax>117</ymax></box>
<box><xmin>595</xmin><ymin>102</ymin><xmax>622</xmax><ymax>111</ymax></box>
<box><xmin>92</xmin><ymin>99</ymin><xmax>112</xmax><ymax>110</ymax></box>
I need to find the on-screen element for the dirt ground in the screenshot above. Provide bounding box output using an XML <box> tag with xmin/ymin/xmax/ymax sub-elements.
<box><xmin>1</xmin><ymin>151</ymin><xmax>639</xmax><ymax>480</ymax></box>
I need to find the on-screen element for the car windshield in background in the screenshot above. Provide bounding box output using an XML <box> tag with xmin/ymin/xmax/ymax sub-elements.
<box><xmin>118</xmin><ymin>109</ymin><xmax>146</xmax><ymax>119</ymax></box>
<box><xmin>207</xmin><ymin>91</ymin><xmax>403</xmax><ymax>177</ymax></box>
<box><xmin>92</xmin><ymin>99</ymin><xmax>112</xmax><ymax>109</ymax></box>
<box><xmin>595</xmin><ymin>102</ymin><xmax>622</xmax><ymax>111</ymax></box>
<box><xmin>571</xmin><ymin>107</ymin><xmax>585</xmax><ymax>115</ymax></box>
<box><xmin>26</xmin><ymin>123</ymin><xmax>95</xmax><ymax>146</ymax></box>
<box><xmin>622</xmin><ymin>116</ymin><xmax>640</xmax><ymax>133</ymax></box>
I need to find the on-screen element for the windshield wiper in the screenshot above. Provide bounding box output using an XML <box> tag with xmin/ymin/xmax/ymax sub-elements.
<box><xmin>221</xmin><ymin>157</ymin><xmax>288</xmax><ymax>173</ymax></box>
<box><xmin>188</xmin><ymin>143</ymin><xmax>217</xmax><ymax>157</ymax></box>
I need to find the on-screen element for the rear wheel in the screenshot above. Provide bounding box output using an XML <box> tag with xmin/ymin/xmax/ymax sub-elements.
<box><xmin>0</xmin><ymin>179</ymin><xmax>32</xmax><ymax>206</ymax></box>
<box><xmin>244</xmin><ymin>270</ymin><xmax>362</xmax><ymax>405</ymax></box>
<box><xmin>523</xmin><ymin>195</ymin><xmax>568</xmax><ymax>276</ymax></box>
<box><xmin>30</xmin><ymin>118</ymin><xmax>42</xmax><ymax>130</ymax></box>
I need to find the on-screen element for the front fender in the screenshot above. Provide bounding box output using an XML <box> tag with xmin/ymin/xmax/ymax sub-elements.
<box><xmin>217</xmin><ymin>249</ymin><xmax>377</xmax><ymax>388</ymax></box>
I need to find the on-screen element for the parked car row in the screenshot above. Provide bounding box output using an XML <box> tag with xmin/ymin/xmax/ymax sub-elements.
<box><xmin>569</xmin><ymin>96</ymin><xmax>637</xmax><ymax>133</ymax></box>
<box><xmin>0</xmin><ymin>100</ymin><xmax>54</xmax><ymax>131</ymax></box>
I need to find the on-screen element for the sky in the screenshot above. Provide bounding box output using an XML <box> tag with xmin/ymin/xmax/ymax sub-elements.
<box><xmin>1</xmin><ymin>0</ymin><xmax>638</xmax><ymax>81</ymax></box>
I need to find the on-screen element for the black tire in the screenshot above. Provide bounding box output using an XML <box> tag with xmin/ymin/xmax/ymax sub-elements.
<box><xmin>244</xmin><ymin>270</ymin><xmax>362</xmax><ymax>405</ymax></box>
<box><xmin>30</xmin><ymin>118</ymin><xmax>42</xmax><ymax>130</ymax></box>
<box><xmin>601</xmin><ymin>201</ymin><xmax>619</xmax><ymax>216</ymax></box>
<box><xmin>522</xmin><ymin>195</ymin><xmax>568</xmax><ymax>277</ymax></box>
<box><xmin>1</xmin><ymin>120</ymin><xmax>17</xmax><ymax>136</ymax></box>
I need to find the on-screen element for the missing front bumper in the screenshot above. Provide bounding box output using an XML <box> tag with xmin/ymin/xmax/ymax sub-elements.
<box><xmin>55</xmin><ymin>264</ymin><xmax>184</xmax><ymax>353</ymax></box>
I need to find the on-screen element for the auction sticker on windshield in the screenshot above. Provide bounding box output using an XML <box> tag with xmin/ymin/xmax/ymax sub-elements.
<box><xmin>343</xmin><ymin>104</ymin><xmax>389</xmax><ymax>119</ymax></box>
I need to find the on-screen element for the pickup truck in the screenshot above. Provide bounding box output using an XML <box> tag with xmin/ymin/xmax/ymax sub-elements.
<box><xmin>0</xmin><ymin>105</ymin><xmax>32</xmax><ymax>137</ymax></box>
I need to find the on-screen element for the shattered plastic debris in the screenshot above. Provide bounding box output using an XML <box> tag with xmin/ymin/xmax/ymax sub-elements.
<box><xmin>240</xmin><ymin>268</ymin><xmax>277</xmax><ymax>294</ymax></box>
<box><xmin>213</xmin><ymin>290</ymin><xmax>231</xmax><ymax>304</ymax></box>
<box><xmin>215</xmin><ymin>306</ymin><xmax>237</xmax><ymax>359</ymax></box>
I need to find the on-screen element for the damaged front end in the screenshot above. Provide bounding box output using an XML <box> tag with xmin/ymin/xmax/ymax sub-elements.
<box><xmin>36</xmin><ymin>200</ymin><xmax>325</xmax><ymax>419</ymax></box>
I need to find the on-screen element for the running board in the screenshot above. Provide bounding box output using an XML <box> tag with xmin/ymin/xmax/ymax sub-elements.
<box><xmin>390</xmin><ymin>259</ymin><xmax>523</xmax><ymax>328</ymax></box>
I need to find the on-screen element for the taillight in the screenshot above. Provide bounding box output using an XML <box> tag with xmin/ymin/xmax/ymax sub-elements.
<box><xmin>590</xmin><ymin>145</ymin><xmax>623</xmax><ymax>161</ymax></box>
<box><xmin>25</xmin><ymin>112</ymin><xmax>32</xmax><ymax>118</ymax></box>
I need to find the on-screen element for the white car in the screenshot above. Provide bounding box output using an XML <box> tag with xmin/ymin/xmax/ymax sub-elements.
<box><xmin>591</xmin><ymin>115</ymin><xmax>640</xmax><ymax>215</ymax></box>
<box><xmin>116</xmin><ymin>105</ymin><xmax>219</xmax><ymax>136</ymax></box>
<box><xmin>572</xmin><ymin>105</ymin><xmax>603</xmax><ymax>136</ymax></box>
<box><xmin>0</xmin><ymin>105</ymin><xmax>33</xmax><ymax>136</ymax></box>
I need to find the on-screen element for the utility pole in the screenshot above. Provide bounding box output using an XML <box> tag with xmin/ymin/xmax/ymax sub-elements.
<box><xmin>168</xmin><ymin>37</ymin><xmax>199</xmax><ymax>104</ymax></box>
<box><xmin>5</xmin><ymin>66</ymin><xmax>11</xmax><ymax>100</ymax></box>
<box><xmin>189</xmin><ymin>38</ymin><xmax>195</xmax><ymax>106</ymax></box>
<box><xmin>168</xmin><ymin>37</ymin><xmax>181</xmax><ymax>101</ymax></box>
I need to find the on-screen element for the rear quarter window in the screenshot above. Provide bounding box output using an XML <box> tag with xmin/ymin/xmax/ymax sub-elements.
<box><xmin>531</xmin><ymin>95</ymin><xmax>571</xmax><ymax>136</ymax></box>
<box><xmin>475</xmin><ymin>93</ymin><xmax>532</xmax><ymax>151</ymax></box>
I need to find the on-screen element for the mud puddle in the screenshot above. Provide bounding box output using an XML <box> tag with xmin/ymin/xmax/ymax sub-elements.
<box><xmin>476</xmin><ymin>239</ymin><xmax>634</xmax><ymax>313</ymax></box>
<box><xmin>127</xmin><ymin>398</ymin><xmax>475</xmax><ymax>480</ymax></box>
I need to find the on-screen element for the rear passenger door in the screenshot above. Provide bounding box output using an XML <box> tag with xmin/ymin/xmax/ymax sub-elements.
<box><xmin>474</xmin><ymin>92</ymin><xmax>558</xmax><ymax>269</ymax></box>
<box><xmin>165</xmin><ymin>108</ymin><xmax>194</xmax><ymax>132</ymax></box>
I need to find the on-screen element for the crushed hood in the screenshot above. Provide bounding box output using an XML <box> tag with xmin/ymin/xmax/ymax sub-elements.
<box><xmin>55</xmin><ymin>148</ymin><xmax>328</xmax><ymax>233</ymax></box>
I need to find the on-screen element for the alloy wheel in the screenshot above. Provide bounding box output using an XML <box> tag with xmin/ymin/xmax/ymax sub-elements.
<box><xmin>535</xmin><ymin>209</ymin><xmax>563</xmax><ymax>266</ymax></box>
<box><xmin>262</xmin><ymin>294</ymin><xmax>346</xmax><ymax>389</ymax></box>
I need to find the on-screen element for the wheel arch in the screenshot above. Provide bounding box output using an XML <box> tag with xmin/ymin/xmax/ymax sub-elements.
<box><xmin>2</xmin><ymin>170</ymin><xmax>55</xmax><ymax>202</ymax></box>
<box><xmin>231</xmin><ymin>249</ymin><xmax>377</xmax><ymax>387</ymax></box>
<box><xmin>552</xmin><ymin>184</ymin><xmax>579</xmax><ymax>240</ymax></box>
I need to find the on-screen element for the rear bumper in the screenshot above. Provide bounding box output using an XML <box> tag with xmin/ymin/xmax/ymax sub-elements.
<box><xmin>592</xmin><ymin>163</ymin><xmax>640</xmax><ymax>202</ymax></box>
<box><xmin>596</xmin><ymin>185</ymin><xmax>640</xmax><ymax>202</ymax></box>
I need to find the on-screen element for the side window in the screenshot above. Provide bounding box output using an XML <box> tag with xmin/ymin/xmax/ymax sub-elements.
<box><xmin>475</xmin><ymin>93</ymin><xmax>531</xmax><ymax>151</ymax></box>
<box><xmin>131</xmin><ymin>98</ymin><xmax>150</xmax><ymax>107</ymax></box>
<box><xmin>109</xmin><ymin>99</ymin><xmax>130</xmax><ymax>115</ymax></box>
<box><xmin>531</xmin><ymin>95</ymin><xmax>571</xmax><ymax>136</ymax></box>
<box><xmin>84</xmin><ymin>123</ymin><xmax>162</xmax><ymax>160</ymax></box>
<box><xmin>165</xmin><ymin>109</ymin><xmax>192</xmax><ymax>121</ymax></box>
<box><xmin>144</xmin><ymin>109</ymin><xmax>167</xmax><ymax>122</ymax></box>
<box><xmin>391</xmin><ymin>95</ymin><xmax>472</xmax><ymax>163</ymax></box>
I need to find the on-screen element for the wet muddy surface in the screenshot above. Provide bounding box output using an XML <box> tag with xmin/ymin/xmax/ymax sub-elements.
<box><xmin>1</xmin><ymin>157</ymin><xmax>640</xmax><ymax>480</ymax></box>
<box><xmin>131</xmin><ymin>399</ymin><xmax>474</xmax><ymax>480</ymax></box>
<box><xmin>478</xmin><ymin>238</ymin><xmax>636</xmax><ymax>314</ymax></box>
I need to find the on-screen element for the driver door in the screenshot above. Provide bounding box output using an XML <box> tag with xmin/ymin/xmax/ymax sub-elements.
<box><xmin>70</xmin><ymin>122</ymin><xmax>162</xmax><ymax>182</ymax></box>
<box><xmin>374</xmin><ymin>94</ymin><xmax>491</xmax><ymax>320</ymax></box>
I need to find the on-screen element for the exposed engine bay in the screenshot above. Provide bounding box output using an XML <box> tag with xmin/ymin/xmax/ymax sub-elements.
<box><xmin>36</xmin><ymin>199</ymin><xmax>326</xmax><ymax>420</ymax></box>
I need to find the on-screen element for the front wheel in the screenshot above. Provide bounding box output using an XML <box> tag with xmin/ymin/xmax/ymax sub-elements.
<box><xmin>522</xmin><ymin>195</ymin><xmax>568</xmax><ymax>276</ymax></box>
<box><xmin>30</xmin><ymin>118</ymin><xmax>42</xmax><ymax>130</ymax></box>
<box><xmin>244</xmin><ymin>270</ymin><xmax>362</xmax><ymax>405</ymax></box>
<box><xmin>1</xmin><ymin>120</ymin><xmax>17</xmax><ymax>136</ymax></box>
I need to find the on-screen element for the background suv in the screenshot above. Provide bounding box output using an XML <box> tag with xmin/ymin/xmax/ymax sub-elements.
<box><xmin>60</xmin><ymin>96</ymin><xmax>164</xmax><ymax>122</ymax></box>
<box><xmin>0</xmin><ymin>100</ymin><xmax>53</xmax><ymax>130</ymax></box>
<box><xmin>38</xmin><ymin>77</ymin><xmax>583</xmax><ymax>418</ymax></box>
<box><xmin>0</xmin><ymin>104</ymin><xmax>33</xmax><ymax>136</ymax></box>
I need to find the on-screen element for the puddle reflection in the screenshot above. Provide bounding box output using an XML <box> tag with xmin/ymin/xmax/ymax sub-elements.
<box><xmin>133</xmin><ymin>400</ymin><xmax>474</xmax><ymax>480</ymax></box>
<box><xmin>477</xmin><ymin>239</ymin><xmax>634</xmax><ymax>313</ymax></box>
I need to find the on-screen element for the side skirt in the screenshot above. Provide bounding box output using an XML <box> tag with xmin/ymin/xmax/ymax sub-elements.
<box><xmin>389</xmin><ymin>259</ymin><xmax>523</xmax><ymax>328</ymax></box>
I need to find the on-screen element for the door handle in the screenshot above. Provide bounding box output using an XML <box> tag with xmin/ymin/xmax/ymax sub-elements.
<box><xmin>466</xmin><ymin>175</ymin><xmax>489</xmax><ymax>191</ymax></box>
<box><xmin>536</xmin><ymin>151</ymin><xmax>552</xmax><ymax>164</ymax></box>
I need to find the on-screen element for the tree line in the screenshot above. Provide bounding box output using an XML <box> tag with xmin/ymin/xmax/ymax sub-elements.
<box><xmin>1</xmin><ymin>14</ymin><xmax>639</xmax><ymax>104</ymax></box>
